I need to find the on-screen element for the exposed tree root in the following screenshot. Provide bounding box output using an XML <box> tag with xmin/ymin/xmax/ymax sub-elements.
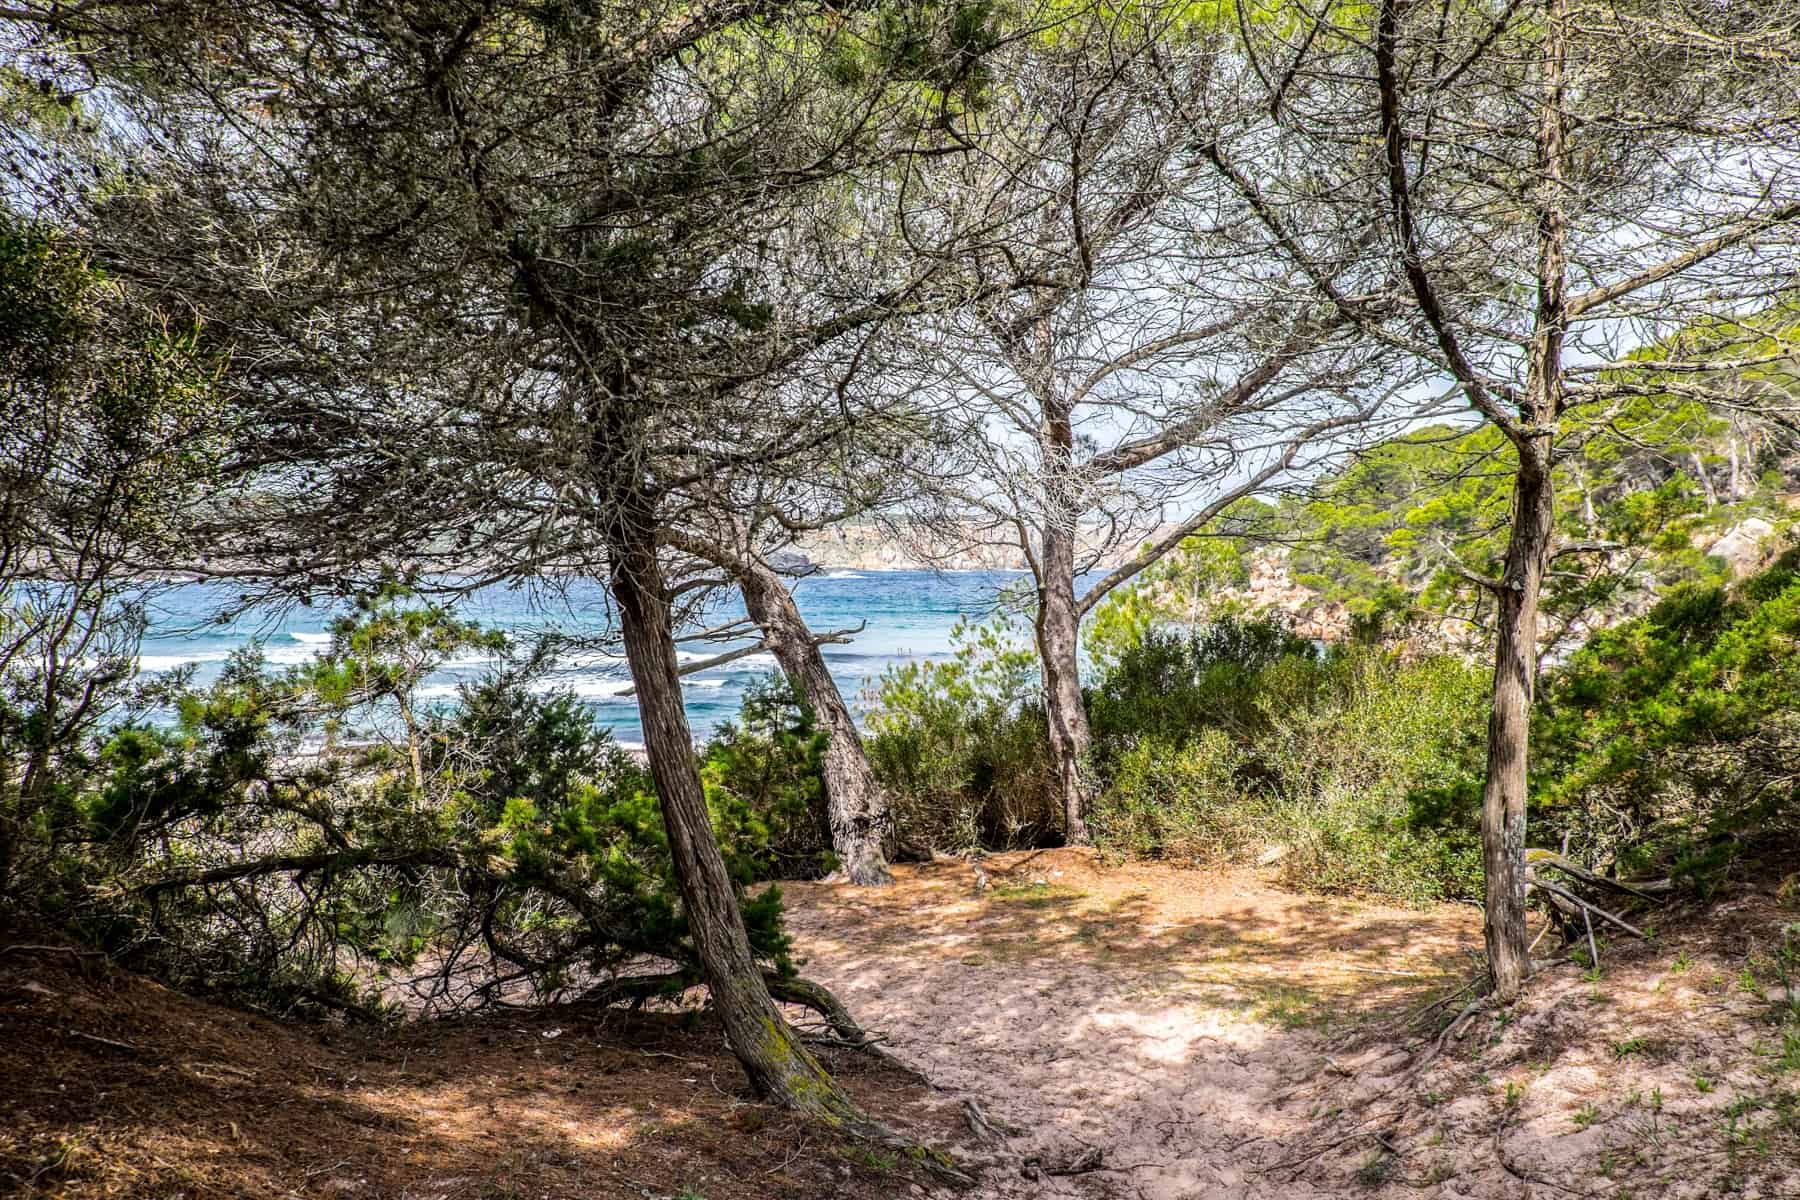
<box><xmin>574</xmin><ymin>969</ymin><xmax>698</xmax><ymax>1010</ymax></box>
<box><xmin>1494</xmin><ymin>1119</ymin><xmax>1594</xmax><ymax>1196</ymax></box>
<box><xmin>574</xmin><ymin>969</ymin><xmax>971</xmax><ymax>1184</ymax></box>
<box><xmin>763</xmin><ymin>972</ymin><xmax>936</xmax><ymax>1088</ymax></box>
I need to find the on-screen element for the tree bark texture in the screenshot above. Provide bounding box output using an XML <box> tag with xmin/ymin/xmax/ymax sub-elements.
<box><xmin>606</xmin><ymin>511</ymin><xmax>864</xmax><ymax>1119</ymax></box>
<box><xmin>1480</xmin><ymin>444</ymin><xmax>1553</xmax><ymax>1001</ymax></box>
<box><xmin>739</xmin><ymin>560</ymin><xmax>896</xmax><ymax>885</ymax></box>
<box><xmin>1036</xmin><ymin>523</ymin><xmax>1094</xmax><ymax>846</ymax></box>
<box><xmin>1484</xmin><ymin>0</ymin><xmax>1569</xmax><ymax>1002</ymax></box>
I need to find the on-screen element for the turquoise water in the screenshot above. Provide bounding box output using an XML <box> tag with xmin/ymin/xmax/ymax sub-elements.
<box><xmin>136</xmin><ymin>570</ymin><xmax>1031</xmax><ymax>745</ymax></box>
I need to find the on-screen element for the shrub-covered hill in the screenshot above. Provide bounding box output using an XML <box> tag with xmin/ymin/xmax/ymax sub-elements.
<box><xmin>866</xmin><ymin>548</ymin><xmax>1800</xmax><ymax>909</ymax></box>
<box><xmin>1086</xmin><ymin>385</ymin><xmax>1800</xmax><ymax>661</ymax></box>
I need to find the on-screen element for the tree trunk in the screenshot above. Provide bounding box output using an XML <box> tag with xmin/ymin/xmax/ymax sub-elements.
<box><xmin>1480</xmin><ymin>445</ymin><xmax>1552</xmax><ymax>1001</ymax></box>
<box><xmin>1036</xmin><ymin>523</ymin><xmax>1093</xmax><ymax>846</ymax></box>
<box><xmin>1692</xmin><ymin>452</ymin><xmax>1718</xmax><ymax>508</ymax></box>
<box><xmin>1483</xmin><ymin>0</ymin><xmax>1568</xmax><ymax>1003</ymax></box>
<box><xmin>606</xmin><ymin>512</ymin><xmax>865</xmax><ymax>1120</ymax></box>
<box><xmin>739</xmin><ymin>561</ymin><xmax>895</xmax><ymax>885</ymax></box>
<box><xmin>397</xmin><ymin>695</ymin><xmax>424</xmax><ymax>792</ymax></box>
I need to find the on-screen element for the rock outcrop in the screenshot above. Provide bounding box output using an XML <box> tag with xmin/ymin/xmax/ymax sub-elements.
<box><xmin>1702</xmin><ymin>517</ymin><xmax>1778</xmax><ymax>579</ymax></box>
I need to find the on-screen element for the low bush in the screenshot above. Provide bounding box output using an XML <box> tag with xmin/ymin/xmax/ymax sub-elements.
<box><xmin>12</xmin><ymin>595</ymin><xmax>804</xmax><ymax>1019</ymax></box>
<box><xmin>1087</xmin><ymin>730</ymin><xmax>1258</xmax><ymax>861</ymax></box>
<box><xmin>1404</xmin><ymin>548</ymin><xmax>1800</xmax><ymax>894</ymax></box>
<box><xmin>1086</xmin><ymin>623</ymin><xmax>1488</xmax><ymax>902</ymax></box>
<box><xmin>1532</xmin><ymin>548</ymin><xmax>1800</xmax><ymax>885</ymax></box>
<box><xmin>864</xmin><ymin>618</ymin><xmax>1058</xmax><ymax>850</ymax></box>
<box><xmin>1086</xmin><ymin>620</ymin><xmax>1314</xmax><ymax>773</ymax></box>
<box><xmin>698</xmin><ymin>675</ymin><xmax>835</xmax><ymax>881</ymax></box>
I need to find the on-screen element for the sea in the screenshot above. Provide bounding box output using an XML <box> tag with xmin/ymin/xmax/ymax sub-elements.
<box><xmin>134</xmin><ymin>570</ymin><xmax>1034</xmax><ymax>746</ymax></box>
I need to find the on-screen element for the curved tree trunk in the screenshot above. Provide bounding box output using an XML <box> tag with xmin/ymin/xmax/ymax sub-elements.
<box><xmin>1036</xmin><ymin>524</ymin><xmax>1093</xmax><ymax>846</ymax></box>
<box><xmin>606</xmin><ymin>511</ymin><xmax>865</xmax><ymax>1119</ymax></box>
<box><xmin>739</xmin><ymin>561</ymin><xmax>895</xmax><ymax>885</ymax></box>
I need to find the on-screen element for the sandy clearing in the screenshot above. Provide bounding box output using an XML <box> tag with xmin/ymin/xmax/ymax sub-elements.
<box><xmin>781</xmin><ymin>848</ymin><xmax>1482</xmax><ymax>1199</ymax></box>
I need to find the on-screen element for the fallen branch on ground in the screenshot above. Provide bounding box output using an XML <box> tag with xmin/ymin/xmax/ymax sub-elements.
<box><xmin>1529</xmin><ymin>876</ymin><xmax>1652</xmax><ymax>941</ymax></box>
<box><xmin>1525</xmin><ymin>850</ymin><xmax>1668</xmax><ymax>903</ymax></box>
<box><xmin>1</xmin><ymin>944</ymin><xmax>105</xmax><ymax>960</ymax></box>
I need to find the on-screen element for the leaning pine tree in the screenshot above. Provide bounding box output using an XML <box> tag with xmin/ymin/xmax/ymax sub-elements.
<box><xmin>22</xmin><ymin>0</ymin><xmax>996</xmax><ymax>1117</ymax></box>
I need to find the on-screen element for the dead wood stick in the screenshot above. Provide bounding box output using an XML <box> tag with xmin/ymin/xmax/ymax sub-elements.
<box><xmin>1526</xmin><ymin>850</ymin><xmax>1666</xmax><ymax>903</ymax></box>
<box><xmin>962</xmin><ymin>1099</ymin><xmax>1006</xmax><ymax>1142</ymax></box>
<box><xmin>1042</xmin><ymin>1146</ymin><xmax>1104</xmax><ymax>1176</ymax></box>
<box><xmin>1342</xmin><ymin>965</ymin><xmax>1425</xmax><ymax>978</ymax></box>
<box><xmin>67</xmin><ymin>1028</ymin><xmax>146</xmax><ymax>1055</ymax></box>
<box><xmin>1532</xmin><ymin>879</ymin><xmax>1650</xmax><ymax>940</ymax></box>
<box><xmin>1494</xmin><ymin>1124</ymin><xmax>1594</xmax><ymax>1196</ymax></box>
<box><xmin>1256</xmin><ymin>1106</ymin><xmax>1408</xmax><ymax>1174</ymax></box>
<box><xmin>1404</xmin><ymin>977</ymin><xmax>1478</xmax><ymax>1027</ymax></box>
<box><xmin>1404</xmin><ymin>997</ymin><xmax>1488</xmax><ymax>1079</ymax></box>
<box><xmin>2</xmin><ymin>944</ymin><xmax>105</xmax><ymax>959</ymax></box>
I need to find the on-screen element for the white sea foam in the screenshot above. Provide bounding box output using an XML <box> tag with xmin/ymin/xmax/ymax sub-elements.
<box><xmin>289</xmin><ymin>631</ymin><xmax>331</xmax><ymax>645</ymax></box>
<box><xmin>559</xmin><ymin>648</ymin><xmax>721</xmax><ymax>668</ymax></box>
<box><xmin>688</xmin><ymin>679</ymin><xmax>726</xmax><ymax>689</ymax></box>
<box><xmin>137</xmin><ymin>651</ymin><xmax>232</xmax><ymax>671</ymax></box>
<box><xmin>530</xmin><ymin>676</ymin><xmax>636</xmax><ymax>700</ymax></box>
<box><xmin>824</xmin><ymin>570</ymin><xmax>866</xmax><ymax>579</ymax></box>
<box><xmin>560</xmin><ymin>649</ymin><xmax>626</xmax><ymax>668</ymax></box>
<box><xmin>441</xmin><ymin>651</ymin><xmax>503</xmax><ymax>668</ymax></box>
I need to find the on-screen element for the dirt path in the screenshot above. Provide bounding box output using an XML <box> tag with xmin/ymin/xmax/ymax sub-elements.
<box><xmin>781</xmin><ymin>848</ymin><xmax>1482</xmax><ymax>1199</ymax></box>
<box><xmin>9</xmin><ymin>853</ymin><xmax>1793</xmax><ymax>1198</ymax></box>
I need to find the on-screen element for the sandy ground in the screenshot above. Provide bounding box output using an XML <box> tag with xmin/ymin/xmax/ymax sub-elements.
<box><xmin>0</xmin><ymin>936</ymin><xmax>961</xmax><ymax>1199</ymax></box>
<box><xmin>8</xmin><ymin>852</ymin><xmax>1795</xmax><ymax>1198</ymax></box>
<box><xmin>781</xmin><ymin>848</ymin><xmax>1482</xmax><ymax>1198</ymax></box>
<box><xmin>783</xmin><ymin>849</ymin><xmax>1800</xmax><ymax>1200</ymax></box>
<box><xmin>1282</xmin><ymin>880</ymin><xmax>1800</xmax><ymax>1200</ymax></box>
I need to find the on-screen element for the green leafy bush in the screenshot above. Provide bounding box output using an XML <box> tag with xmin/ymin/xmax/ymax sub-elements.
<box><xmin>1085</xmin><ymin>626</ymin><xmax>1488</xmax><ymax>902</ymax></box>
<box><xmin>1088</xmin><ymin>730</ymin><xmax>1257</xmax><ymax>861</ymax></box>
<box><xmin>1403</xmin><ymin>547</ymin><xmax>1800</xmax><ymax>894</ymax></box>
<box><xmin>1086</xmin><ymin>619</ymin><xmax>1315</xmax><ymax>774</ymax></box>
<box><xmin>865</xmin><ymin>617</ymin><xmax>1057</xmax><ymax>849</ymax></box>
<box><xmin>40</xmin><ymin>601</ymin><xmax>802</xmax><ymax>1019</ymax></box>
<box><xmin>1253</xmin><ymin>649</ymin><xmax>1487</xmax><ymax>902</ymax></box>
<box><xmin>1526</xmin><ymin>547</ymin><xmax>1800</xmax><ymax>884</ymax></box>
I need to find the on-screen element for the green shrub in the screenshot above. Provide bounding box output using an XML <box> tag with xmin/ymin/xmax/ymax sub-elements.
<box><xmin>865</xmin><ymin>617</ymin><xmax>1057</xmax><ymax>850</ymax></box>
<box><xmin>1</xmin><ymin>217</ymin><xmax>222</xmax><ymax>906</ymax></box>
<box><xmin>1086</xmin><ymin>619</ymin><xmax>1314</xmax><ymax>774</ymax></box>
<box><xmin>44</xmin><ymin>602</ymin><xmax>803</xmax><ymax>1018</ymax></box>
<box><xmin>1524</xmin><ymin>547</ymin><xmax>1800</xmax><ymax>885</ymax></box>
<box><xmin>1084</xmin><ymin>628</ymin><xmax>1488</xmax><ymax>903</ymax></box>
<box><xmin>1402</xmin><ymin>547</ymin><xmax>1800</xmax><ymax>893</ymax></box>
<box><xmin>698</xmin><ymin>675</ymin><xmax>834</xmax><ymax>881</ymax></box>
<box><xmin>1254</xmin><ymin>649</ymin><xmax>1487</xmax><ymax>902</ymax></box>
<box><xmin>1089</xmin><ymin>730</ymin><xmax>1257</xmax><ymax>861</ymax></box>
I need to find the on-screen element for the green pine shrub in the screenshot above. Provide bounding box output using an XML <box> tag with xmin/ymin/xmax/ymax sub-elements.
<box><xmin>698</xmin><ymin>675</ymin><xmax>835</xmax><ymax>881</ymax></box>
<box><xmin>23</xmin><ymin>597</ymin><xmax>804</xmax><ymax>1019</ymax></box>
